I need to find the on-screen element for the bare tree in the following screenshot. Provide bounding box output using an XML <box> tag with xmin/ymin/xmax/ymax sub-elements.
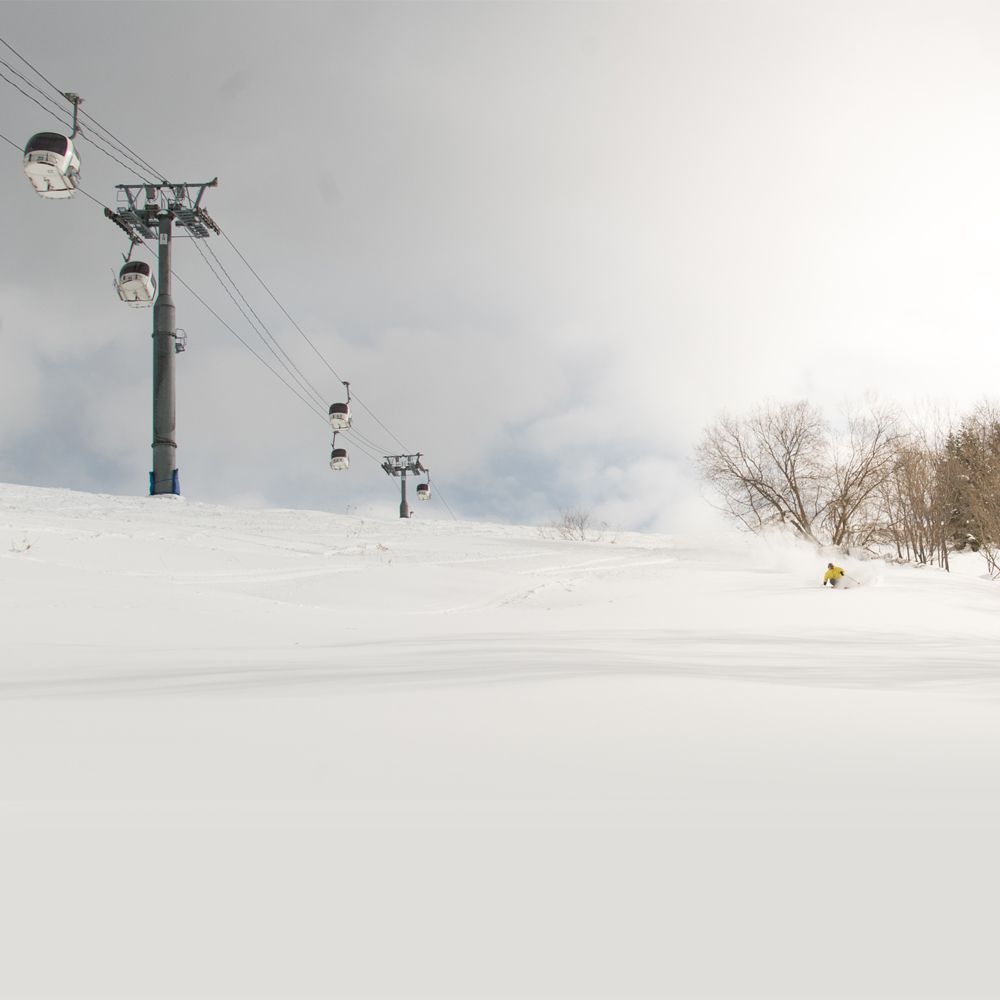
<box><xmin>876</xmin><ymin>434</ymin><xmax>949</xmax><ymax>568</ymax></box>
<box><xmin>542</xmin><ymin>509</ymin><xmax>609</xmax><ymax>542</ymax></box>
<box><xmin>823</xmin><ymin>404</ymin><xmax>900</xmax><ymax>551</ymax></box>
<box><xmin>696</xmin><ymin>401</ymin><xmax>827</xmax><ymax>542</ymax></box>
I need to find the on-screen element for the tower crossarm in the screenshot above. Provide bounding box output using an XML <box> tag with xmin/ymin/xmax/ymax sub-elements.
<box><xmin>113</xmin><ymin>179</ymin><xmax>220</xmax><ymax>239</ymax></box>
<box><xmin>381</xmin><ymin>453</ymin><xmax>425</xmax><ymax>478</ymax></box>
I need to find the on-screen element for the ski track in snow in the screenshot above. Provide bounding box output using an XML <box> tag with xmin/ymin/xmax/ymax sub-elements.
<box><xmin>2</xmin><ymin>626</ymin><xmax>998</xmax><ymax>699</ymax></box>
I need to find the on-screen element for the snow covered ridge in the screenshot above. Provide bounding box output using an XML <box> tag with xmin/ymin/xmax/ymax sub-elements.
<box><xmin>3</xmin><ymin>480</ymin><xmax>1000</xmax><ymax>697</ymax></box>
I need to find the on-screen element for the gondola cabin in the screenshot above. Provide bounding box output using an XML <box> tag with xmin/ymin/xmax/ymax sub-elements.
<box><xmin>328</xmin><ymin>401</ymin><xmax>351</xmax><ymax>430</ymax></box>
<box><xmin>329</xmin><ymin>446</ymin><xmax>349</xmax><ymax>471</ymax></box>
<box><xmin>416</xmin><ymin>482</ymin><xmax>431</xmax><ymax>501</ymax></box>
<box><xmin>23</xmin><ymin>132</ymin><xmax>80</xmax><ymax>199</ymax></box>
<box><xmin>116</xmin><ymin>260</ymin><xmax>156</xmax><ymax>306</ymax></box>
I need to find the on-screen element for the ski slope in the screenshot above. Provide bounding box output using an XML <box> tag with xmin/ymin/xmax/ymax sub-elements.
<box><xmin>2</xmin><ymin>482</ymin><xmax>999</xmax><ymax>1000</ymax></box>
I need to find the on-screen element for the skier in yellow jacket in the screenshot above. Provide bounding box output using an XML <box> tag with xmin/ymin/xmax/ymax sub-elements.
<box><xmin>823</xmin><ymin>563</ymin><xmax>846</xmax><ymax>587</ymax></box>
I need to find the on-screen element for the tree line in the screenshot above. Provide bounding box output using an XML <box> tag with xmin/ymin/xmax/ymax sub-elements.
<box><xmin>696</xmin><ymin>401</ymin><xmax>1000</xmax><ymax>575</ymax></box>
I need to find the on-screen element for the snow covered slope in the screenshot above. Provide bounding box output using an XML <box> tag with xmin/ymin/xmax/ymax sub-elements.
<box><xmin>2</xmin><ymin>483</ymin><xmax>999</xmax><ymax>1000</ymax></box>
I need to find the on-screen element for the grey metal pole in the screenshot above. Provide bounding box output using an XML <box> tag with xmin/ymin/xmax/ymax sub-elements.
<box><xmin>399</xmin><ymin>470</ymin><xmax>410</xmax><ymax>519</ymax></box>
<box><xmin>151</xmin><ymin>212</ymin><xmax>178</xmax><ymax>494</ymax></box>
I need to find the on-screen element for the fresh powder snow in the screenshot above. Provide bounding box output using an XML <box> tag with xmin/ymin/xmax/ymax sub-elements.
<box><xmin>2</xmin><ymin>482</ymin><xmax>999</xmax><ymax>999</ymax></box>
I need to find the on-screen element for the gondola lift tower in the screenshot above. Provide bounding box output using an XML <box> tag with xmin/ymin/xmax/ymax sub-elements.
<box><xmin>381</xmin><ymin>454</ymin><xmax>431</xmax><ymax>518</ymax></box>
<box><xmin>105</xmin><ymin>180</ymin><xmax>221</xmax><ymax>495</ymax></box>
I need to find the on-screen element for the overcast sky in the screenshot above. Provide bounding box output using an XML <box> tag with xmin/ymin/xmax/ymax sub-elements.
<box><xmin>3</xmin><ymin>1</ymin><xmax>1000</xmax><ymax>530</ymax></box>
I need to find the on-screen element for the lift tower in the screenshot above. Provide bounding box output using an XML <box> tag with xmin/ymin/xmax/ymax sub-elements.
<box><xmin>381</xmin><ymin>454</ymin><xmax>427</xmax><ymax>518</ymax></box>
<box><xmin>106</xmin><ymin>179</ymin><xmax>220</xmax><ymax>495</ymax></box>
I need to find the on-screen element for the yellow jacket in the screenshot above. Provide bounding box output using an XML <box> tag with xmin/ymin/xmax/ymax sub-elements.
<box><xmin>823</xmin><ymin>565</ymin><xmax>845</xmax><ymax>584</ymax></box>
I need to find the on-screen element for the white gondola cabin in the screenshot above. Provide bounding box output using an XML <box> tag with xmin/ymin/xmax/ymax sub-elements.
<box><xmin>416</xmin><ymin>482</ymin><xmax>431</xmax><ymax>501</ymax></box>
<box><xmin>116</xmin><ymin>260</ymin><xmax>156</xmax><ymax>307</ymax></box>
<box><xmin>329</xmin><ymin>446</ymin><xmax>350</xmax><ymax>471</ymax></box>
<box><xmin>23</xmin><ymin>132</ymin><xmax>80</xmax><ymax>199</ymax></box>
<box><xmin>329</xmin><ymin>381</ymin><xmax>352</xmax><ymax>430</ymax></box>
<box><xmin>328</xmin><ymin>402</ymin><xmax>351</xmax><ymax>430</ymax></box>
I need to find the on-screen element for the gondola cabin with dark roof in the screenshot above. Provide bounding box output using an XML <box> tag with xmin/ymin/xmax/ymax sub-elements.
<box><xmin>329</xmin><ymin>445</ymin><xmax>349</xmax><ymax>471</ymax></box>
<box><xmin>23</xmin><ymin>132</ymin><xmax>80</xmax><ymax>199</ymax></box>
<box><xmin>329</xmin><ymin>382</ymin><xmax>352</xmax><ymax>430</ymax></box>
<box><xmin>328</xmin><ymin>402</ymin><xmax>351</xmax><ymax>430</ymax></box>
<box><xmin>116</xmin><ymin>260</ymin><xmax>156</xmax><ymax>307</ymax></box>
